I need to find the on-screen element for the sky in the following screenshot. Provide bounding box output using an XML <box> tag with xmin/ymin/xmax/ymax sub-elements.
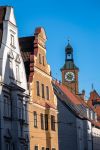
<box><xmin>0</xmin><ymin>0</ymin><xmax>100</xmax><ymax>98</ymax></box>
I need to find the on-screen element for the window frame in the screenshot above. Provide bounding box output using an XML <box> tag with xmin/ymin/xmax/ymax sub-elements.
<box><xmin>40</xmin><ymin>113</ymin><xmax>44</xmax><ymax>130</ymax></box>
<box><xmin>46</xmin><ymin>86</ymin><xmax>49</xmax><ymax>100</ymax></box>
<box><xmin>51</xmin><ymin>115</ymin><xmax>55</xmax><ymax>131</ymax></box>
<box><xmin>4</xmin><ymin>95</ymin><xmax>11</xmax><ymax>118</ymax></box>
<box><xmin>34</xmin><ymin>111</ymin><xmax>38</xmax><ymax>128</ymax></box>
<box><xmin>34</xmin><ymin>145</ymin><xmax>38</xmax><ymax>150</ymax></box>
<box><xmin>10</xmin><ymin>34</ymin><xmax>15</xmax><ymax>46</ymax></box>
<box><xmin>45</xmin><ymin>114</ymin><xmax>48</xmax><ymax>130</ymax></box>
<box><xmin>42</xmin><ymin>84</ymin><xmax>45</xmax><ymax>98</ymax></box>
<box><xmin>36</xmin><ymin>81</ymin><xmax>40</xmax><ymax>96</ymax></box>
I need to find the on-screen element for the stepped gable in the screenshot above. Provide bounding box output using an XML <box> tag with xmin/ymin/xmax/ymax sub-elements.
<box><xmin>88</xmin><ymin>90</ymin><xmax>100</xmax><ymax>122</ymax></box>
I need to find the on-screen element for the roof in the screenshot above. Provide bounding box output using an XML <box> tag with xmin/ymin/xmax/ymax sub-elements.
<box><xmin>19</xmin><ymin>36</ymin><xmax>34</xmax><ymax>81</ymax></box>
<box><xmin>0</xmin><ymin>6</ymin><xmax>6</xmax><ymax>47</ymax></box>
<box><xmin>65</xmin><ymin>43</ymin><xmax>73</xmax><ymax>51</ymax></box>
<box><xmin>53</xmin><ymin>80</ymin><xmax>89</xmax><ymax>119</ymax></box>
<box><xmin>53</xmin><ymin>80</ymin><xmax>99</xmax><ymax>122</ymax></box>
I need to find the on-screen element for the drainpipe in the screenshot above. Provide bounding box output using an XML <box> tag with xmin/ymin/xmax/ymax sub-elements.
<box><xmin>91</xmin><ymin>125</ymin><xmax>93</xmax><ymax>150</ymax></box>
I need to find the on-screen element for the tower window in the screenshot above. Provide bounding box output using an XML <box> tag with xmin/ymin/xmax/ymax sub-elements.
<box><xmin>36</xmin><ymin>81</ymin><xmax>40</xmax><ymax>96</ymax></box>
<box><xmin>42</xmin><ymin>84</ymin><xmax>45</xmax><ymax>98</ymax></box>
<box><xmin>67</xmin><ymin>53</ymin><xmax>72</xmax><ymax>60</ymax></box>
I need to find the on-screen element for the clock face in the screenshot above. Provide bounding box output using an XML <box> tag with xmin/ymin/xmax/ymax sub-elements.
<box><xmin>65</xmin><ymin>72</ymin><xmax>75</xmax><ymax>82</ymax></box>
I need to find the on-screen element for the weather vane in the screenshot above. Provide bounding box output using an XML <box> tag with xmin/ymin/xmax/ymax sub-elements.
<box><xmin>67</xmin><ymin>36</ymin><xmax>71</xmax><ymax>43</ymax></box>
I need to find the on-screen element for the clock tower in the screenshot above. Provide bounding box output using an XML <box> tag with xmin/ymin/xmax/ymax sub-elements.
<box><xmin>61</xmin><ymin>42</ymin><xmax>79</xmax><ymax>94</ymax></box>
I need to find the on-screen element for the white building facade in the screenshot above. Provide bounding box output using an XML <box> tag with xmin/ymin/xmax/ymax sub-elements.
<box><xmin>0</xmin><ymin>6</ymin><xmax>29</xmax><ymax>150</ymax></box>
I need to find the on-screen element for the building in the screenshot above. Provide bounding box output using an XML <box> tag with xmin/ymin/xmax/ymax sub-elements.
<box><xmin>53</xmin><ymin>42</ymin><xmax>100</xmax><ymax>150</ymax></box>
<box><xmin>19</xmin><ymin>27</ymin><xmax>58</xmax><ymax>150</ymax></box>
<box><xmin>0</xmin><ymin>6</ymin><xmax>29</xmax><ymax>150</ymax></box>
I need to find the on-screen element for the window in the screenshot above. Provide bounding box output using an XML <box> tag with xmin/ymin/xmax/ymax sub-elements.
<box><xmin>34</xmin><ymin>111</ymin><xmax>37</xmax><ymax>128</ymax></box>
<box><xmin>41</xmin><ymin>113</ymin><xmax>44</xmax><ymax>129</ymax></box>
<box><xmin>42</xmin><ymin>56</ymin><xmax>45</xmax><ymax>66</ymax></box>
<box><xmin>39</xmin><ymin>54</ymin><xmax>42</xmax><ymax>64</ymax></box>
<box><xmin>9</xmin><ymin>59</ymin><xmax>13</xmax><ymax>77</ymax></box>
<box><xmin>16</xmin><ymin>64</ymin><xmax>20</xmax><ymax>81</ymax></box>
<box><xmin>42</xmin><ymin>147</ymin><xmax>45</xmax><ymax>150</ymax></box>
<box><xmin>5</xmin><ymin>142</ymin><xmax>10</xmax><ymax>150</ymax></box>
<box><xmin>45</xmin><ymin>114</ymin><xmax>48</xmax><ymax>130</ymax></box>
<box><xmin>18</xmin><ymin>100</ymin><xmax>23</xmax><ymax>120</ymax></box>
<box><xmin>23</xmin><ymin>103</ymin><xmax>27</xmax><ymax>123</ymax></box>
<box><xmin>4</xmin><ymin>96</ymin><xmax>11</xmax><ymax>118</ymax></box>
<box><xmin>52</xmin><ymin>148</ymin><xmax>56</xmax><ymax>150</ymax></box>
<box><xmin>42</xmin><ymin>84</ymin><xmax>45</xmax><ymax>98</ymax></box>
<box><xmin>10</xmin><ymin>34</ymin><xmax>14</xmax><ymax>46</ymax></box>
<box><xmin>46</xmin><ymin>148</ymin><xmax>49</xmax><ymax>150</ymax></box>
<box><xmin>34</xmin><ymin>146</ymin><xmax>38</xmax><ymax>150</ymax></box>
<box><xmin>36</xmin><ymin>81</ymin><xmax>40</xmax><ymax>96</ymax></box>
<box><xmin>46</xmin><ymin>86</ymin><xmax>49</xmax><ymax>100</ymax></box>
<box><xmin>51</xmin><ymin>115</ymin><xmax>55</xmax><ymax>131</ymax></box>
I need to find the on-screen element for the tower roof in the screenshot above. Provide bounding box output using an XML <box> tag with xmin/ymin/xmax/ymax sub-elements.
<box><xmin>65</xmin><ymin>42</ymin><xmax>73</xmax><ymax>51</ymax></box>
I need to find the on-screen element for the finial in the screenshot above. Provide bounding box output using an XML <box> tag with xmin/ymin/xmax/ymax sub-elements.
<box><xmin>67</xmin><ymin>36</ymin><xmax>70</xmax><ymax>44</ymax></box>
<box><xmin>92</xmin><ymin>83</ymin><xmax>94</xmax><ymax>91</ymax></box>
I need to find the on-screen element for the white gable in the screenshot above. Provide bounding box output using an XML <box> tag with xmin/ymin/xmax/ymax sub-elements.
<box><xmin>5</xmin><ymin>7</ymin><xmax>16</xmax><ymax>26</ymax></box>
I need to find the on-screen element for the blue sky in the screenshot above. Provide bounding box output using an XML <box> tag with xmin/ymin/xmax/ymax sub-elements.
<box><xmin>0</xmin><ymin>0</ymin><xmax>100</xmax><ymax>98</ymax></box>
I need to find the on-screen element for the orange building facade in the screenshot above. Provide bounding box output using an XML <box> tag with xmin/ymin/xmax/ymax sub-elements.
<box><xmin>19</xmin><ymin>27</ymin><xmax>58</xmax><ymax>150</ymax></box>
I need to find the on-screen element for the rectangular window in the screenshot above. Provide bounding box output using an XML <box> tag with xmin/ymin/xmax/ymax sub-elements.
<box><xmin>39</xmin><ymin>54</ymin><xmax>42</xmax><ymax>64</ymax></box>
<box><xmin>23</xmin><ymin>103</ymin><xmax>27</xmax><ymax>123</ymax></box>
<box><xmin>45</xmin><ymin>114</ymin><xmax>48</xmax><ymax>130</ymax></box>
<box><xmin>46</xmin><ymin>148</ymin><xmax>49</xmax><ymax>150</ymax></box>
<box><xmin>42</xmin><ymin>84</ymin><xmax>45</xmax><ymax>98</ymax></box>
<box><xmin>34</xmin><ymin>111</ymin><xmax>37</xmax><ymax>128</ymax></box>
<box><xmin>16</xmin><ymin>64</ymin><xmax>20</xmax><ymax>81</ymax></box>
<box><xmin>51</xmin><ymin>115</ymin><xmax>55</xmax><ymax>131</ymax></box>
<box><xmin>10</xmin><ymin>34</ymin><xmax>14</xmax><ymax>46</ymax></box>
<box><xmin>41</xmin><ymin>113</ymin><xmax>44</xmax><ymax>129</ymax></box>
<box><xmin>46</xmin><ymin>86</ymin><xmax>49</xmax><ymax>100</ymax></box>
<box><xmin>34</xmin><ymin>146</ymin><xmax>38</xmax><ymax>150</ymax></box>
<box><xmin>5</xmin><ymin>142</ymin><xmax>10</xmax><ymax>150</ymax></box>
<box><xmin>36</xmin><ymin>81</ymin><xmax>40</xmax><ymax>96</ymax></box>
<box><xmin>9</xmin><ymin>59</ymin><xmax>13</xmax><ymax>78</ymax></box>
<box><xmin>42</xmin><ymin>147</ymin><xmax>45</xmax><ymax>150</ymax></box>
<box><xmin>42</xmin><ymin>56</ymin><xmax>45</xmax><ymax>66</ymax></box>
<box><xmin>52</xmin><ymin>149</ymin><xmax>56</xmax><ymax>150</ymax></box>
<box><xmin>4</xmin><ymin>96</ymin><xmax>11</xmax><ymax>118</ymax></box>
<box><xmin>18</xmin><ymin>100</ymin><xmax>23</xmax><ymax>120</ymax></box>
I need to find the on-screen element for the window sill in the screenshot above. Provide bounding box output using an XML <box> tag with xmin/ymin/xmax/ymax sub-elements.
<box><xmin>34</xmin><ymin>126</ymin><xmax>38</xmax><ymax>128</ymax></box>
<box><xmin>16</xmin><ymin>80</ymin><xmax>21</xmax><ymax>84</ymax></box>
<box><xmin>51</xmin><ymin>129</ymin><xmax>56</xmax><ymax>132</ymax></box>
